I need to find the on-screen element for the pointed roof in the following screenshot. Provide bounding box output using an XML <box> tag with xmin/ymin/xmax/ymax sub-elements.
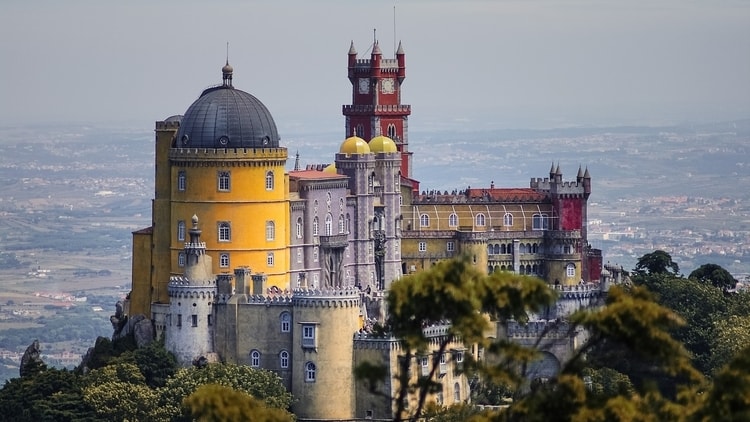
<box><xmin>555</xmin><ymin>163</ymin><xmax>562</xmax><ymax>175</ymax></box>
<box><xmin>348</xmin><ymin>40</ymin><xmax>357</xmax><ymax>55</ymax></box>
<box><xmin>396</xmin><ymin>40</ymin><xmax>405</xmax><ymax>55</ymax></box>
<box><xmin>372</xmin><ymin>41</ymin><xmax>382</xmax><ymax>55</ymax></box>
<box><xmin>577</xmin><ymin>165</ymin><xmax>584</xmax><ymax>179</ymax></box>
<box><xmin>583</xmin><ymin>167</ymin><xmax>591</xmax><ymax>179</ymax></box>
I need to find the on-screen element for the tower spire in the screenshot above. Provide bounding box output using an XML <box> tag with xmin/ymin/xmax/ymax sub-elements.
<box><xmin>222</xmin><ymin>43</ymin><xmax>234</xmax><ymax>88</ymax></box>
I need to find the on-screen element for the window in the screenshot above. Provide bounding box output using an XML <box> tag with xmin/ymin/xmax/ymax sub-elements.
<box><xmin>280</xmin><ymin>350</ymin><xmax>289</xmax><ymax>369</ymax></box>
<box><xmin>313</xmin><ymin>217</ymin><xmax>319</xmax><ymax>236</ymax></box>
<box><xmin>280</xmin><ymin>312</ymin><xmax>291</xmax><ymax>332</ymax></box>
<box><xmin>297</xmin><ymin>248</ymin><xmax>302</xmax><ymax>263</ymax></box>
<box><xmin>532</xmin><ymin>214</ymin><xmax>549</xmax><ymax>230</ymax></box>
<box><xmin>296</xmin><ymin>217</ymin><xmax>303</xmax><ymax>238</ymax></box>
<box><xmin>419</xmin><ymin>214</ymin><xmax>430</xmax><ymax>227</ymax></box>
<box><xmin>503</xmin><ymin>213</ymin><xmax>513</xmax><ymax>226</ymax></box>
<box><xmin>266</xmin><ymin>221</ymin><xmax>275</xmax><ymax>241</ymax></box>
<box><xmin>420</xmin><ymin>356</ymin><xmax>429</xmax><ymax>377</ymax></box>
<box><xmin>267</xmin><ymin>252</ymin><xmax>275</xmax><ymax>267</ymax></box>
<box><xmin>356</xmin><ymin>124</ymin><xmax>364</xmax><ymax>138</ymax></box>
<box><xmin>338</xmin><ymin>215</ymin><xmax>345</xmax><ymax>233</ymax></box>
<box><xmin>448</xmin><ymin>213</ymin><xmax>458</xmax><ymax>227</ymax></box>
<box><xmin>218</xmin><ymin>222</ymin><xmax>231</xmax><ymax>242</ymax></box>
<box><xmin>476</xmin><ymin>213</ymin><xmax>486</xmax><ymax>226</ymax></box>
<box><xmin>178</xmin><ymin>252</ymin><xmax>186</xmax><ymax>267</ymax></box>
<box><xmin>177</xmin><ymin>220</ymin><xmax>186</xmax><ymax>241</ymax></box>
<box><xmin>566</xmin><ymin>263</ymin><xmax>576</xmax><ymax>278</ymax></box>
<box><xmin>387</xmin><ymin>123</ymin><xmax>397</xmax><ymax>139</ymax></box>
<box><xmin>447</xmin><ymin>241</ymin><xmax>455</xmax><ymax>252</ymax></box>
<box><xmin>207</xmin><ymin>314</ymin><xmax>212</xmax><ymax>326</ymax></box>
<box><xmin>265</xmin><ymin>171</ymin><xmax>274</xmax><ymax>190</ymax></box>
<box><xmin>454</xmin><ymin>382</ymin><xmax>461</xmax><ymax>402</ymax></box>
<box><xmin>346</xmin><ymin>214</ymin><xmax>351</xmax><ymax>233</ymax></box>
<box><xmin>325</xmin><ymin>213</ymin><xmax>333</xmax><ymax>236</ymax></box>
<box><xmin>218</xmin><ymin>171</ymin><xmax>230</xmax><ymax>191</ymax></box>
<box><xmin>313</xmin><ymin>247</ymin><xmax>318</xmax><ymax>262</ymax></box>
<box><xmin>418</xmin><ymin>242</ymin><xmax>427</xmax><ymax>252</ymax></box>
<box><xmin>176</xmin><ymin>314</ymin><xmax>182</xmax><ymax>327</ymax></box>
<box><xmin>439</xmin><ymin>353</ymin><xmax>447</xmax><ymax>374</ymax></box>
<box><xmin>305</xmin><ymin>361</ymin><xmax>316</xmax><ymax>382</ymax></box>
<box><xmin>219</xmin><ymin>253</ymin><xmax>229</xmax><ymax>268</ymax></box>
<box><xmin>302</xmin><ymin>324</ymin><xmax>316</xmax><ymax>348</ymax></box>
<box><xmin>250</xmin><ymin>350</ymin><xmax>260</xmax><ymax>367</ymax></box>
<box><xmin>191</xmin><ymin>314</ymin><xmax>198</xmax><ymax>327</ymax></box>
<box><xmin>177</xmin><ymin>171</ymin><xmax>186</xmax><ymax>192</ymax></box>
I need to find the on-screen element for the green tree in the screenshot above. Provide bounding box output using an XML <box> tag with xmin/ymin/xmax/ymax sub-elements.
<box><xmin>183</xmin><ymin>384</ymin><xmax>292</xmax><ymax>422</ymax></box>
<box><xmin>158</xmin><ymin>363</ymin><xmax>293</xmax><ymax>421</ymax></box>
<box><xmin>110</xmin><ymin>339</ymin><xmax>178</xmax><ymax>388</ymax></box>
<box><xmin>693</xmin><ymin>344</ymin><xmax>750</xmax><ymax>422</ymax></box>
<box><xmin>82</xmin><ymin>362</ymin><xmax>167</xmax><ymax>421</ymax></box>
<box><xmin>634</xmin><ymin>250</ymin><xmax>679</xmax><ymax>276</ymax></box>
<box><xmin>688</xmin><ymin>263</ymin><xmax>737</xmax><ymax>291</ymax></box>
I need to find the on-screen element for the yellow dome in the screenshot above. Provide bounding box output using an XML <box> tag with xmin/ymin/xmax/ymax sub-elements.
<box><xmin>369</xmin><ymin>135</ymin><xmax>398</xmax><ymax>153</ymax></box>
<box><xmin>339</xmin><ymin>136</ymin><xmax>371</xmax><ymax>154</ymax></box>
<box><xmin>323</xmin><ymin>163</ymin><xmax>337</xmax><ymax>174</ymax></box>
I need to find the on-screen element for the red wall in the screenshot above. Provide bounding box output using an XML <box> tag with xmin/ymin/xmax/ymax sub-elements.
<box><xmin>559</xmin><ymin>197</ymin><xmax>583</xmax><ymax>230</ymax></box>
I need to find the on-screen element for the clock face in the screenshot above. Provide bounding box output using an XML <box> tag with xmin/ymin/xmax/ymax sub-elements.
<box><xmin>381</xmin><ymin>78</ymin><xmax>395</xmax><ymax>94</ymax></box>
<box><xmin>358</xmin><ymin>78</ymin><xmax>370</xmax><ymax>94</ymax></box>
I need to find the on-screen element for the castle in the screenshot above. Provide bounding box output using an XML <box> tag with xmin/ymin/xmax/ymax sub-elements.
<box><xmin>125</xmin><ymin>39</ymin><xmax>612</xmax><ymax>420</ymax></box>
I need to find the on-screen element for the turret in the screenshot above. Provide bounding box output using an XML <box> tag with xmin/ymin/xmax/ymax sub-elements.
<box><xmin>347</xmin><ymin>41</ymin><xmax>357</xmax><ymax>81</ymax></box>
<box><xmin>576</xmin><ymin>165</ymin><xmax>584</xmax><ymax>183</ymax></box>
<box><xmin>396</xmin><ymin>41</ymin><xmax>406</xmax><ymax>83</ymax></box>
<box><xmin>370</xmin><ymin>41</ymin><xmax>382</xmax><ymax>78</ymax></box>
<box><xmin>583</xmin><ymin>167</ymin><xmax>591</xmax><ymax>198</ymax></box>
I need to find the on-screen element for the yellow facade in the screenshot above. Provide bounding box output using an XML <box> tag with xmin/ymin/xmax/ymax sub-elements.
<box><xmin>169</xmin><ymin>148</ymin><xmax>290</xmax><ymax>290</ymax></box>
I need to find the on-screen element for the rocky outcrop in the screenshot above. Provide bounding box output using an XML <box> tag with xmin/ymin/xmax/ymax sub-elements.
<box><xmin>20</xmin><ymin>339</ymin><xmax>45</xmax><ymax>377</ymax></box>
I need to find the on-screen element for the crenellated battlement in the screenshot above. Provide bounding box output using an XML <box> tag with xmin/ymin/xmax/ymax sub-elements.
<box><xmin>156</xmin><ymin>120</ymin><xmax>180</xmax><ymax>130</ymax></box>
<box><xmin>552</xmin><ymin>282</ymin><xmax>603</xmax><ymax>300</ymax></box>
<box><xmin>168</xmin><ymin>147</ymin><xmax>288</xmax><ymax>161</ymax></box>
<box><xmin>506</xmin><ymin>319</ymin><xmax>572</xmax><ymax>339</ymax></box>
<box><xmin>291</xmin><ymin>288</ymin><xmax>361</xmax><ymax>308</ymax></box>
<box><xmin>167</xmin><ymin>276</ymin><xmax>217</xmax><ymax>299</ymax></box>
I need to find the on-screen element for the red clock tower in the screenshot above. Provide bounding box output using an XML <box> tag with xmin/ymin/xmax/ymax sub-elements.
<box><xmin>344</xmin><ymin>40</ymin><xmax>413</xmax><ymax>178</ymax></box>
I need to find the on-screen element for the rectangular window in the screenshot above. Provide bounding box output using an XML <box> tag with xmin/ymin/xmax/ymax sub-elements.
<box><xmin>420</xmin><ymin>356</ymin><xmax>430</xmax><ymax>377</ymax></box>
<box><xmin>177</xmin><ymin>314</ymin><xmax>182</xmax><ymax>327</ymax></box>
<box><xmin>446</xmin><ymin>241</ymin><xmax>455</xmax><ymax>252</ymax></box>
<box><xmin>302</xmin><ymin>324</ymin><xmax>316</xmax><ymax>349</ymax></box>
<box><xmin>418</xmin><ymin>242</ymin><xmax>427</xmax><ymax>252</ymax></box>
<box><xmin>439</xmin><ymin>353</ymin><xmax>447</xmax><ymax>375</ymax></box>
<box><xmin>297</xmin><ymin>248</ymin><xmax>302</xmax><ymax>264</ymax></box>
<box><xmin>218</xmin><ymin>171</ymin><xmax>231</xmax><ymax>191</ymax></box>
<box><xmin>191</xmin><ymin>315</ymin><xmax>198</xmax><ymax>327</ymax></box>
<box><xmin>207</xmin><ymin>314</ymin><xmax>212</xmax><ymax>326</ymax></box>
<box><xmin>218</xmin><ymin>222</ymin><xmax>231</xmax><ymax>242</ymax></box>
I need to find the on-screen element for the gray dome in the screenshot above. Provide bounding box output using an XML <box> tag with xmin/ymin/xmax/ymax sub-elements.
<box><xmin>176</xmin><ymin>83</ymin><xmax>279</xmax><ymax>149</ymax></box>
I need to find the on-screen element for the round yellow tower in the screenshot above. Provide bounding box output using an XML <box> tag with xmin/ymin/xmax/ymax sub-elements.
<box><xmin>151</xmin><ymin>64</ymin><xmax>290</xmax><ymax>306</ymax></box>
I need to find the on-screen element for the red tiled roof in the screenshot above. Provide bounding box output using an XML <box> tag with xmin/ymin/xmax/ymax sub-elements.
<box><xmin>288</xmin><ymin>170</ymin><xmax>347</xmax><ymax>180</ymax></box>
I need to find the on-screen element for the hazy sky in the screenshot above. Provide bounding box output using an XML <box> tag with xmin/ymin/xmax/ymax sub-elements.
<box><xmin>1</xmin><ymin>0</ymin><xmax>748</xmax><ymax>131</ymax></box>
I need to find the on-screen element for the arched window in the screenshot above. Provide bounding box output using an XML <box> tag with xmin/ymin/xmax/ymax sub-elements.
<box><xmin>218</xmin><ymin>222</ymin><xmax>231</xmax><ymax>242</ymax></box>
<box><xmin>345</xmin><ymin>214</ymin><xmax>351</xmax><ymax>233</ymax></box>
<box><xmin>356</xmin><ymin>124</ymin><xmax>364</xmax><ymax>138</ymax></box>
<box><xmin>177</xmin><ymin>171</ymin><xmax>186</xmax><ymax>192</ymax></box>
<box><xmin>279</xmin><ymin>350</ymin><xmax>289</xmax><ymax>369</ymax></box>
<box><xmin>503</xmin><ymin>213</ymin><xmax>513</xmax><ymax>226</ymax></box>
<box><xmin>296</xmin><ymin>217</ymin><xmax>303</xmax><ymax>238</ymax></box>
<box><xmin>305</xmin><ymin>362</ymin><xmax>316</xmax><ymax>382</ymax></box>
<box><xmin>267</xmin><ymin>252</ymin><xmax>275</xmax><ymax>267</ymax></box>
<box><xmin>454</xmin><ymin>382</ymin><xmax>461</xmax><ymax>402</ymax></box>
<box><xmin>532</xmin><ymin>214</ymin><xmax>549</xmax><ymax>230</ymax></box>
<box><xmin>219</xmin><ymin>253</ymin><xmax>229</xmax><ymax>268</ymax></box>
<box><xmin>178</xmin><ymin>252</ymin><xmax>186</xmax><ymax>267</ymax></box>
<box><xmin>265</xmin><ymin>171</ymin><xmax>274</xmax><ymax>191</ymax></box>
<box><xmin>476</xmin><ymin>213</ymin><xmax>486</xmax><ymax>226</ymax></box>
<box><xmin>265</xmin><ymin>221</ymin><xmax>275</xmax><ymax>241</ymax></box>
<box><xmin>387</xmin><ymin>124</ymin><xmax>397</xmax><ymax>139</ymax></box>
<box><xmin>338</xmin><ymin>215</ymin><xmax>345</xmax><ymax>233</ymax></box>
<box><xmin>566</xmin><ymin>263</ymin><xmax>576</xmax><ymax>278</ymax></box>
<box><xmin>325</xmin><ymin>213</ymin><xmax>333</xmax><ymax>236</ymax></box>
<box><xmin>313</xmin><ymin>217</ymin><xmax>319</xmax><ymax>236</ymax></box>
<box><xmin>280</xmin><ymin>312</ymin><xmax>291</xmax><ymax>333</ymax></box>
<box><xmin>250</xmin><ymin>350</ymin><xmax>260</xmax><ymax>367</ymax></box>
<box><xmin>177</xmin><ymin>220</ymin><xmax>186</xmax><ymax>241</ymax></box>
<box><xmin>501</xmin><ymin>244</ymin><xmax>507</xmax><ymax>254</ymax></box>
<box><xmin>448</xmin><ymin>213</ymin><xmax>458</xmax><ymax>227</ymax></box>
<box><xmin>419</xmin><ymin>214</ymin><xmax>430</xmax><ymax>227</ymax></box>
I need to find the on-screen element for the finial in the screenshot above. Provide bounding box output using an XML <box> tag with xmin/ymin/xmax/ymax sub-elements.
<box><xmin>222</xmin><ymin>42</ymin><xmax>233</xmax><ymax>87</ymax></box>
<box><xmin>294</xmin><ymin>150</ymin><xmax>301</xmax><ymax>171</ymax></box>
<box><xmin>192</xmin><ymin>214</ymin><xmax>199</xmax><ymax>227</ymax></box>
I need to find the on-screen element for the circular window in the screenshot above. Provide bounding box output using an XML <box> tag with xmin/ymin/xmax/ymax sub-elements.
<box><xmin>218</xmin><ymin>136</ymin><xmax>229</xmax><ymax>146</ymax></box>
<box><xmin>181</xmin><ymin>134</ymin><xmax>189</xmax><ymax>145</ymax></box>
